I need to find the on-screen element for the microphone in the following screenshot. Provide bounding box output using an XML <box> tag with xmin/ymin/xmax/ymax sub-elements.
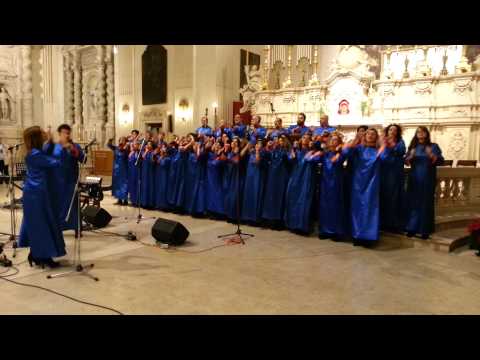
<box><xmin>84</xmin><ymin>138</ymin><xmax>97</xmax><ymax>149</ymax></box>
<box><xmin>8</xmin><ymin>143</ymin><xmax>23</xmax><ymax>151</ymax></box>
<box><xmin>135</xmin><ymin>137</ymin><xmax>146</xmax><ymax>167</ymax></box>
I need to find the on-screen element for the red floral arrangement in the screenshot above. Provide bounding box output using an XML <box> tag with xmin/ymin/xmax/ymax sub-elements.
<box><xmin>468</xmin><ymin>219</ymin><xmax>480</xmax><ymax>256</ymax></box>
<box><xmin>467</xmin><ymin>219</ymin><xmax>480</xmax><ymax>234</ymax></box>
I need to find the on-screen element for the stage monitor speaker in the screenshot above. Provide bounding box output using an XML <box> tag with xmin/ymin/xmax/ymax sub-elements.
<box><xmin>82</xmin><ymin>206</ymin><xmax>112</xmax><ymax>228</ymax></box>
<box><xmin>151</xmin><ymin>218</ymin><xmax>189</xmax><ymax>246</ymax></box>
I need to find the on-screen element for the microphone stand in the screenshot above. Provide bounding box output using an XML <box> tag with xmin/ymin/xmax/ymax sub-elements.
<box><xmin>0</xmin><ymin>144</ymin><xmax>22</xmax><ymax>260</ymax></box>
<box><xmin>124</xmin><ymin>137</ymin><xmax>155</xmax><ymax>224</ymax></box>
<box><xmin>217</xmin><ymin>151</ymin><xmax>254</xmax><ymax>244</ymax></box>
<box><xmin>47</xmin><ymin>141</ymin><xmax>98</xmax><ymax>281</ymax></box>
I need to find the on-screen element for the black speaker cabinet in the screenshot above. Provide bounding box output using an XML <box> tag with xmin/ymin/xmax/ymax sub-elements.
<box><xmin>82</xmin><ymin>206</ymin><xmax>112</xmax><ymax>228</ymax></box>
<box><xmin>151</xmin><ymin>218</ymin><xmax>189</xmax><ymax>245</ymax></box>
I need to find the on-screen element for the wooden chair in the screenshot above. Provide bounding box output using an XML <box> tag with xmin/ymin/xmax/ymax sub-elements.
<box><xmin>440</xmin><ymin>160</ymin><xmax>453</xmax><ymax>167</ymax></box>
<box><xmin>456</xmin><ymin>160</ymin><xmax>477</xmax><ymax>167</ymax></box>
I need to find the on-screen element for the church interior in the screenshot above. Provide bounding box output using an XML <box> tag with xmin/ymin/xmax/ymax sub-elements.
<box><xmin>0</xmin><ymin>45</ymin><xmax>480</xmax><ymax>315</ymax></box>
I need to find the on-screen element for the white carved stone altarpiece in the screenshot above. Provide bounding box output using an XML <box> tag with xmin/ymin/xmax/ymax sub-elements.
<box><xmin>244</xmin><ymin>45</ymin><xmax>480</xmax><ymax>162</ymax></box>
<box><xmin>62</xmin><ymin>45</ymin><xmax>115</xmax><ymax>146</ymax></box>
<box><xmin>0</xmin><ymin>45</ymin><xmax>34</xmax><ymax>143</ymax></box>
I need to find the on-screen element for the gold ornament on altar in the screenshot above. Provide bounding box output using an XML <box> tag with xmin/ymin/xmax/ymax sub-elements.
<box><xmin>282</xmin><ymin>45</ymin><xmax>293</xmax><ymax>88</ymax></box>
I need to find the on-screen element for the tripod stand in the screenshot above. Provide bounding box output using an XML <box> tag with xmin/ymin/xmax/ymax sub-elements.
<box><xmin>0</xmin><ymin>144</ymin><xmax>22</xmax><ymax>259</ymax></box>
<box><xmin>47</xmin><ymin>142</ymin><xmax>98</xmax><ymax>281</ymax></box>
<box><xmin>217</xmin><ymin>154</ymin><xmax>254</xmax><ymax>244</ymax></box>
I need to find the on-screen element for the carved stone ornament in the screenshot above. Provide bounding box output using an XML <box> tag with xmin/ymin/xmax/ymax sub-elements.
<box><xmin>381</xmin><ymin>83</ymin><xmax>395</xmax><ymax>97</ymax></box>
<box><xmin>259</xmin><ymin>95</ymin><xmax>272</xmax><ymax>104</ymax></box>
<box><xmin>447</xmin><ymin>131</ymin><xmax>466</xmax><ymax>158</ymax></box>
<box><xmin>142</xmin><ymin>108</ymin><xmax>165</xmax><ymax>120</ymax></box>
<box><xmin>283</xmin><ymin>94</ymin><xmax>296</xmax><ymax>103</ymax></box>
<box><xmin>414</xmin><ymin>80</ymin><xmax>432</xmax><ymax>95</ymax></box>
<box><xmin>453</xmin><ymin>77</ymin><xmax>472</xmax><ymax>94</ymax></box>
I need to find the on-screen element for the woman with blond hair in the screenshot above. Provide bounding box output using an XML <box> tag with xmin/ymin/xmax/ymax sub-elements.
<box><xmin>342</xmin><ymin>128</ymin><xmax>386</xmax><ymax>247</ymax></box>
<box><xmin>18</xmin><ymin>126</ymin><xmax>65</xmax><ymax>268</ymax></box>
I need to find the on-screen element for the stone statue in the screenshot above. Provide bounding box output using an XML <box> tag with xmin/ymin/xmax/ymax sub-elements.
<box><xmin>0</xmin><ymin>87</ymin><xmax>14</xmax><ymax>121</ymax></box>
<box><xmin>239</xmin><ymin>65</ymin><xmax>262</xmax><ymax>113</ymax></box>
<box><xmin>90</xmin><ymin>86</ymin><xmax>100</xmax><ymax>114</ymax></box>
<box><xmin>329</xmin><ymin>45</ymin><xmax>376</xmax><ymax>79</ymax></box>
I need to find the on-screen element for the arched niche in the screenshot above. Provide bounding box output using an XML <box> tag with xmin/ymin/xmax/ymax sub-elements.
<box><xmin>142</xmin><ymin>45</ymin><xmax>167</xmax><ymax>105</ymax></box>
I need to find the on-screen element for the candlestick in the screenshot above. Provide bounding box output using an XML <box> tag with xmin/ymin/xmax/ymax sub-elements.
<box><xmin>403</xmin><ymin>54</ymin><xmax>410</xmax><ymax>79</ymax></box>
<box><xmin>283</xmin><ymin>45</ymin><xmax>293</xmax><ymax>88</ymax></box>
<box><xmin>262</xmin><ymin>45</ymin><xmax>270</xmax><ymax>90</ymax></box>
<box><xmin>440</xmin><ymin>48</ymin><xmax>449</xmax><ymax>76</ymax></box>
<box><xmin>309</xmin><ymin>45</ymin><xmax>320</xmax><ymax>86</ymax></box>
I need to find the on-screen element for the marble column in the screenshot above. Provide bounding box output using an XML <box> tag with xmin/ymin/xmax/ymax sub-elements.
<box><xmin>21</xmin><ymin>45</ymin><xmax>33</xmax><ymax>128</ymax></box>
<box><xmin>96</xmin><ymin>45</ymin><xmax>107</xmax><ymax>145</ymax></box>
<box><xmin>64</xmin><ymin>51</ymin><xmax>74</xmax><ymax>125</ymax></box>
<box><xmin>105</xmin><ymin>45</ymin><xmax>115</xmax><ymax>142</ymax></box>
<box><xmin>72</xmin><ymin>50</ymin><xmax>83</xmax><ymax>140</ymax></box>
<box><xmin>40</xmin><ymin>45</ymin><xmax>56</xmax><ymax>129</ymax></box>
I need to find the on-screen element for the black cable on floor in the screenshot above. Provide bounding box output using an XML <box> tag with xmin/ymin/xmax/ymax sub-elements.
<box><xmin>0</xmin><ymin>266</ymin><xmax>124</xmax><ymax>315</ymax></box>
<box><xmin>91</xmin><ymin>229</ymin><xmax>235</xmax><ymax>254</ymax></box>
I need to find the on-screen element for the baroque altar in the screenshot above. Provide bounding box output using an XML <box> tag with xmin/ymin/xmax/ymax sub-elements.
<box><xmin>241</xmin><ymin>45</ymin><xmax>480</xmax><ymax>162</ymax></box>
<box><xmin>62</xmin><ymin>45</ymin><xmax>115</xmax><ymax>147</ymax></box>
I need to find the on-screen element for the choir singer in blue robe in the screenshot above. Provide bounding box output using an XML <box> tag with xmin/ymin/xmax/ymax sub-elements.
<box><xmin>241</xmin><ymin>140</ymin><xmax>267</xmax><ymax>225</ymax></box>
<box><xmin>284</xmin><ymin>135</ymin><xmax>322</xmax><ymax>235</ymax></box>
<box><xmin>262</xmin><ymin>136</ymin><xmax>290</xmax><ymax>229</ymax></box>
<box><xmin>404</xmin><ymin>126</ymin><xmax>444</xmax><ymax>239</ymax></box>
<box><xmin>379</xmin><ymin>124</ymin><xmax>406</xmax><ymax>233</ymax></box>
<box><xmin>318</xmin><ymin>132</ymin><xmax>347</xmax><ymax>241</ymax></box>
<box><xmin>154</xmin><ymin>144</ymin><xmax>171</xmax><ymax>211</ymax></box>
<box><xmin>342</xmin><ymin>128</ymin><xmax>386</xmax><ymax>247</ymax></box>
<box><xmin>19</xmin><ymin>126</ymin><xmax>64</xmax><ymax>269</ymax></box>
<box><xmin>108</xmin><ymin>136</ymin><xmax>129</xmax><ymax>206</ymax></box>
<box><xmin>206</xmin><ymin>139</ymin><xmax>226</xmax><ymax>219</ymax></box>
<box><xmin>127</xmin><ymin>142</ymin><xmax>140</xmax><ymax>206</ymax></box>
<box><xmin>139</xmin><ymin>141</ymin><xmax>155</xmax><ymax>209</ymax></box>
<box><xmin>44</xmin><ymin>124</ymin><xmax>85</xmax><ymax>235</ymax></box>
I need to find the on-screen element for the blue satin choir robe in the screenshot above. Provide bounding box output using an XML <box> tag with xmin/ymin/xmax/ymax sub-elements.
<box><xmin>44</xmin><ymin>142</ymin><xmax>85</xmax><ymax>232</ymax></box>
<box><xmin>196</xmin><ymin>126</ymin><xmax>213</xmax><ymax>137</ymax></box>
<box><xmin>405</xmin><ymin>143</ymin><xmax>444</xmax><ymax>237</ymax></box>
<box><xmin>127</xmin><ymin>151</ymin><xmax>140</xmax><ymax>205</ymax></box>
<box><xmin>223</xmin><ymin>152</ymin><xmax>245</xmax><ymax>220</ymax></box>
<box><xmin>284</xmin><ymin>150</ymin><xmax>321</xmax><ymax>234</ymax></box>
<box><xmin>379</xmin><ymin>140</ymin><xmax>406</xmax><ymax>232</ymax></box>
<box><xmin>267</xmin><ymin>128</ymin><xmax>287</xmax><ymax>140</ymax></box>
<box><xmin>231</xmin><ymin>124</ymin><xmax>247</xmax><ymax>138</ymax></box>
<box><xmin>262</xmin><ymin>148</ymin><xmax>289</xmax><ymax>222</ymax></box>
<box><xmin>154</xmin><ymin>155</ymin><xmax>171</xmax><ymax>211</ymax></box>
<box><xmin>313</xmin><ymin>126</ymin><xmax>337</xmax><ymax>137</ymax></box>
<box><xmin>108</xmin><ymin>144</ymin><xmax>129</xmax><ymax>201</ymax></box>
<box><xmin>214</xmin><ymin>127</ymin><xmax>232</xmax><ymax>139</ymax></box>
<box><xmin>287</xmin><ymin>125</ymin><xmax>310</xmax><ymax>137</ymax></box>
<box><xmin>140</xmin><ymin>151</ymin><xmax>155</xmax><ymax>208</ymax></box>
<box><xmin>248</xmin><ymin>126</ymin><xmax>267</xmax><ymax>144</ymax></box>
<box><xmin>318</xmin><ymin>151</ymin><xmax>347</xmax><ymax>238</ymax></box>
<box><xmin>188</xmin><ymin>150</ymin><xmax>208</xmax><ymax>216</ymax></box>
<box><xmin>168</xmin><ymin>149</ymin><xmax>185</xmax><ymax>210</ymax></box>
<box><xmin>343</xmin><ymin>145</ymin><xmax>381</xmax><ymax>242</ymax></box>
<box><xmin>241</xmin><ymin>150</ymin><xmax>267</xmax><ymax>223</ymax></box>
<box><xmin>19</xmin><ymin>149</ymin><xmax>66</xmax><ymax>259</ymax></box>
<box><xmin>206</xmin><ymin>152</ymin><xmax>226</xmax><ymax>216</ymax></box>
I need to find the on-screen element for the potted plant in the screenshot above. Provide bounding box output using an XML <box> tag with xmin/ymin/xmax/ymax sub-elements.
<box><xmin>467</xmin><ymin>219</ymin><xmax>480</xmax><ymax>256</ymax></box>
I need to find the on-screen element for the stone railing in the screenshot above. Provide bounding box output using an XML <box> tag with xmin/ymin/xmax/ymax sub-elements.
<box><xmin>403</xmin><ymin>166</ymin><xmax>480</xmax><ymax>216</ymax></box>
<box><xmin>434</xmin><ymin>167</ymin><xmax>480</xmax><ymax>215</ymax></box>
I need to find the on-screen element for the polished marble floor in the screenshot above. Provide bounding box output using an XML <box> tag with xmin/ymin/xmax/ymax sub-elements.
<box><xmin>0</xmin><ymin>183</ymin><xmax>479</xmax><ymax>315</ymax></box>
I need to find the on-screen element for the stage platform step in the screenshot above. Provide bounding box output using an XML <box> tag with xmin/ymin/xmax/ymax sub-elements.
<box><xmin>382</xmin><ymin>227</ymin><xmax>471</xmax><ymax>253</ymax></box>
